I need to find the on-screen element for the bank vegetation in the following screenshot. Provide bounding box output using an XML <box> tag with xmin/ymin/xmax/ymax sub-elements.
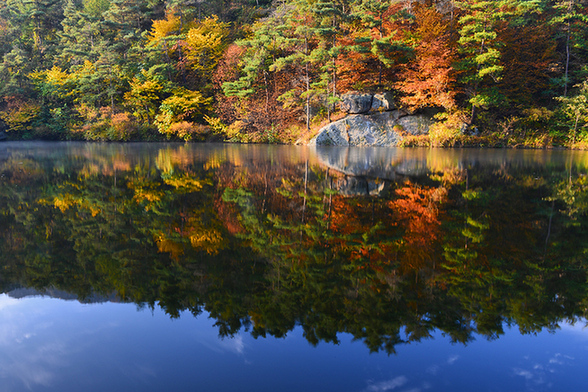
<box><xmin>0</xmin><ymin>0</ymin><xmax>588</xmax><ymax>147</ymax></box>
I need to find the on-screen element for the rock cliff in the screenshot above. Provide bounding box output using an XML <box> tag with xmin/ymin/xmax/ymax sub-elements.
<box><xmin>309</xmin><ymin>92</ymin><xmax>434</xmax><ymax>147</ymax></box>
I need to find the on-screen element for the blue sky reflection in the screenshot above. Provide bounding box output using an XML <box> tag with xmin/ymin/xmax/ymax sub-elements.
<box><xmin>0</xmin><ymin>294</ymin><xmax>587</xmax><ymax>392</ymax></box>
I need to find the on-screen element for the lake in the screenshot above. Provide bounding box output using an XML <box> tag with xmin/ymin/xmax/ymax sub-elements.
<box><xmin>1</xmin><ymin>142</ymin><xmax>587</xmax><ymax>391</ymax></box>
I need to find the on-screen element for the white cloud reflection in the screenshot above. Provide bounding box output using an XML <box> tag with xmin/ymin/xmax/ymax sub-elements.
<box><xmin>365</xmin><ymin>376</ymin><xmax>408</xmax><ymax>392</ymax></box>
<box><xmin>0</xmin><ymin>295</ymin><xmax>70</xmax><ymax>390</ymax></box>
<box><xmin>0</xmin><ymin>294</ymin><xmax>255</xmax><ymax>391</ymax></box>
<box><xmin>513</xmin><ymin>351</ymin><xmax>575</xmax><ymax>388</ymax></box>
<box><xmin>513</xmin><ymin>369</ymin><xmax>534</xmax><ymax>380</ymax></box>
<box><xmin>0</xmin><ymin>295</ymin><xmax>92</xmax><ymax>391</ymax></box>
<box><xmin>194</xmin><ymin>329</ymin><xmax>247</xmax><ymax>356</ymax></box>
<box><xmin>560</xmin><ymin>322</ymin><xmax>588</xmax><ymax>335</ymax></box>
<box><xmin>218</xmin><ymin>334</ymin><xmax>245</xmax><ymax>355</ymax></box>
<box><xmin>0</xmin><ymin>341</ymin><xmax>69</xmax><ymax>390</ymax></box>
<box><xmin>0</xmin><ymin>295</ymin><xmax>19</xmax><ymax>311</ymax></box>
<box><xmin>425</xmin><ymin>364</ymin><xmax>439</xmax><ymax>375</ymax></box>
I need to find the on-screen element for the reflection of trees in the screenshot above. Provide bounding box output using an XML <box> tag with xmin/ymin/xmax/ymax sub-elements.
<box><xmin>1</xmin><ymin>149</ymin><xmax>588</xmax><ymax>354</ymax></box>
<box><xmin>221</xmin><ymin>160</ymin><xmax>588</xmax><ymax>351</ymax></box>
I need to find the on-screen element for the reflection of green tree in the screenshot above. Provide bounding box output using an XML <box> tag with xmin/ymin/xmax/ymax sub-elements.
<box><xmin>1</xmin><ymin>151</ymin><xmax>588</xmax><ymax>354</ymax></box>
<box><xmin>0</xmin><ymin>154</ymin><xmax>221</xmax><ymax>318</ymax></box>
<box><xmin>223</xmin><ymin>167</ymin><xmax>447</xmax><ymax>352</ymax></box>
<box><xmin>436</xmin><ymin>165</ymin><xmax>588</xmax><ymax>338</ymax></box>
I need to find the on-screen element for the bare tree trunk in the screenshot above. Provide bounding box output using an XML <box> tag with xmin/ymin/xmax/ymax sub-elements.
<box><xmin>305</xmin><ymin>37</ymin><xmax>310</xmax><ymax>131</ymax></box>
<box><xmin>564</xmin><ymin>21</ymin><xmax>571</xmax><ymax>97</ymax></box>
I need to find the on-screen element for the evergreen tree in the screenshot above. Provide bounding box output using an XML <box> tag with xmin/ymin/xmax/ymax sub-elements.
<box><xmin>550</xmin><ymin>0</ymin><xmax>588</xmax><ymax>96</ymax></box>
<box><xmin>455</xmin><ymin>0</ymin><xmax>541</xmax><ymax>123</ymax></box>
<box><xmin>349</xmin><ymin>0</ymin><xmax>411</xmax><ymax>88</ymax></box>
<box><xmin>309</xmin><ymin>0</ymin><xmax>348</xmax><ymax>120</ymax></box>
<box><xmin>59</xmin><ymin>0</ymin><xmax>103</xmax><ymax>65</ymax></box>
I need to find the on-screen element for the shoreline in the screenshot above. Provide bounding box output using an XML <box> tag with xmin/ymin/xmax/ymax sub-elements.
<box><xmin>0</xmin><ymin>136</ymin><xmax>579</xmax><ymax>150</ymax></box>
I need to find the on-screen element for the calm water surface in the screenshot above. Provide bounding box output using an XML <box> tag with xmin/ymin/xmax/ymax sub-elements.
<box><xmin>1</xmin><ymin>142</ymin><xmax>588</xmax><ymax>391</ymax></box>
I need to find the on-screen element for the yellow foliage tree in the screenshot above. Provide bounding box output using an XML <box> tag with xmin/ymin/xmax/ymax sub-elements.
<box><xmin>124</xmin><ymin>70</ymin><xmax>168</xmax><ymax>124</ymax></box>
<box><xmin>154</xmin><ymin>87</ymin><xmax>211</xmax><ymax>138</ymax></box>
<box><xmin>147</xmin><ymin>11</ymin><xmax>183</xmax><ymax>56</ymax></box>
<box><xmin>29</xmin><ymin>66</ymin><xmax>75</xmax><ymax>100</ymax></box>
<box><xmin>184</xmin><ymin>16</ymin><xmax>229</xmax><ymax>79</ymax></box>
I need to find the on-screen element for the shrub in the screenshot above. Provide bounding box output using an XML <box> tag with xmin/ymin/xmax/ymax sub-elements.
<box><xmin>428</xmin><ymin>111</ymin><xmax>467</xmax><ymax>146</ymax></box>
<box><xmin>168</xmin><ymin>121</ymin><xmax>210</xmax><ymax>141</ymax></box>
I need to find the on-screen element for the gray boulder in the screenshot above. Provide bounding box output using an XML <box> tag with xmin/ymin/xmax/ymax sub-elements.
<box><xmin>371</xmin><ymin>92</ymin><xmax>396</xmax><ymax>112</ymax></box>
<box><xmin>339</xmin><ymin>93</ymin><xmax>373</xmax><ymax>114</ymax></box>
<box><xmin>339</xmin><ymin>92</ymin><xmax>397</xmax><ymax>114</ymax></box>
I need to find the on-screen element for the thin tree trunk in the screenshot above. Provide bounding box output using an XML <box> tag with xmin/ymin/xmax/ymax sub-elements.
<box><xmin>305</xmin><ymin>37</ymin><xmax>310</xmax><ymax>131</ymax></box>
<box><xmin>564</xmin><ymin>21</ymin><xmax>571</xmax><ymax>97</ymax></box>
<box><xmin>572</xmin><ymin>113</ymin><xmax>579</xmax><ymax>145</ymax></box>
<box><xmin>331</xmin><ymin>17</ymin><xmax>337</xmax><ymax>119</ymax></box>
<box><xmin>264</xmin><ymin>71</ymin><xmax>269</xmax><ymax>112</ymax></box>
<box><xmin>470</xmin><ymin>102</ymin><xmax>477</xmax><ymax>125</ymax></box>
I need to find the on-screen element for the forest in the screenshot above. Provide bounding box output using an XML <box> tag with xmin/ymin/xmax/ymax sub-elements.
<box><xmin>0</xmin><ymin>0</ymin><xmax>588</xmax><ymax>146</ymax></box>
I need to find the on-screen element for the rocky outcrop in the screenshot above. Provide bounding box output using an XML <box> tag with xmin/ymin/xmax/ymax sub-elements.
<box><xmin>370</xmin><ymin>92</ymin><xmax>396</xmax><ymax>112</ymax></box>
<box><xmin>310</xmin><ymin>92</ymin><xmax>434</xmax><ymax>147</ymax></box>
<box><xmin>339</xmin><ymin>93</ymin><xmax>373</xmax><ymax>114</ymax></box>
<box><xmin>309</xmin><ymin>111</ymin><xmax>433</xmax><ymax>147</ymax></box>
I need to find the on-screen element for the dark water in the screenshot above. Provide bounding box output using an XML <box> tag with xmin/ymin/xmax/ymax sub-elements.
<box><xmin>1</xmin><ymin>142</ymin><xmax>588</xmax><ymax>391</ymax></box>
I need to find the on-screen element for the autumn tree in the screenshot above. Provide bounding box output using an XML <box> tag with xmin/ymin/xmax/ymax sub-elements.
<box><xmin>184</xmin><ymin>15</ymin><xmax>230</xmax><ymax>91</ymax></box>
<box><xmin>397</xmin><ymin>2</ymin><xmax>457</xmax><ymax>111</ymax></box>
<box><xmin>223</xmin><ymin>2</ymin><xmax>316</xmax><ymax>133</ymax></box>
<box><xmin>337</xmin><ymin>0</ymin><xmax>410</xmax><ymax>91</ymax></box>
<box><xmin>494</xmin><ymin>15</ymin><xmax>557</xmax><ymax>108</ymax></box>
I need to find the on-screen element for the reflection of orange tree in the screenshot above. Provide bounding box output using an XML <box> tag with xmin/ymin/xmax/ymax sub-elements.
<box><xmin>221</xmin><ymin>167</ymin><xmax>451</xmax><ymax>351</ymax></box>
<box><xmin>3</xmin><ymin>155</ymin><xmax>588</xmax><ymax>354</ymax></box>
<box><xmin>390</xmin><ymin>183</ymin><xmax>447</xmax><ymax>278</ymax></box>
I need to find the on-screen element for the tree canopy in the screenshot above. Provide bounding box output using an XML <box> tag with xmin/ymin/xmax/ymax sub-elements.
<box><xmin>0</xmin><ymin>0</ymin><xmax>588</xmax><ymax>145</ymax></box>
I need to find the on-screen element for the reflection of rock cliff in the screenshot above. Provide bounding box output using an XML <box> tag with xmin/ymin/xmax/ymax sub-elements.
<box><xmin>330</xmin><ymin>175</ymin><xmax>387</xmax><ymax>197</ymax></box>
<box><xmin>309</xmin><ymin>93</ymin><xmax>433</xmax><ymax>147</ymax></box>
<box><xmin>312</xmin><ymin>146</ymin><xmax>430</xmax><ymax>181</ymax></box>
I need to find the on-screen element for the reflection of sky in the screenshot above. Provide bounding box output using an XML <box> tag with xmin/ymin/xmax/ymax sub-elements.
<box><xmin>0</xmin><ymin>294</ymin><xmax>587</xmax><ymax>392</ymax></box>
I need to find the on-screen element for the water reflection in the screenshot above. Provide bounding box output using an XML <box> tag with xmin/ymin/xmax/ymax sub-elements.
<box><xmin>1</xmin><ymin>142</ymin><xmax>587</xmax><ymax>355</ymax></box>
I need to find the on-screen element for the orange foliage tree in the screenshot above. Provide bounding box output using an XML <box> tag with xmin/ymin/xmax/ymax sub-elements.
<box><xmin>397</xmin><ymin>3</ymin><xmax>457</xmax><ymax>111</ymax></box>
<box><xmin>336</xmin><ymin>1</ymin><xmax>411</xmax><ymax>92</ymax></box>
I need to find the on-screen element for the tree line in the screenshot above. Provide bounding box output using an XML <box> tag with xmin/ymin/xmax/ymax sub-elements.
<box><xmin>0</xmin><ymin>0</ymin><xmax>588</xmax><ymax>145</ymax></box>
